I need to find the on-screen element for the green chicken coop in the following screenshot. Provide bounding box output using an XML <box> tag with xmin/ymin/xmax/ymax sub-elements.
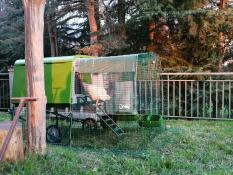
<box><xmin>12</xmin><ymin>53</ymin><xmax>160</xmax><ymax>141</ymax></box>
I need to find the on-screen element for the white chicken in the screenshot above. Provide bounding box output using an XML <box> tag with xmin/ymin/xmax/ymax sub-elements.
<box><xmin>83</xmin><ymin>73</ymin><xmax>111</xmax><ymax>106</ymax></box>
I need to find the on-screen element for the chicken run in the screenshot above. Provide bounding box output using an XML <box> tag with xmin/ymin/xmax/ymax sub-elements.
<box><xmin>12</xmin><ymin>53</ymin><xmax>161</xmax><ymax>143</ymax></box>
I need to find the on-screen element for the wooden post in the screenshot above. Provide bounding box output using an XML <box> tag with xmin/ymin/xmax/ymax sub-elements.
<box><xmin>23</xmin><ymin>0</ymin><xmax>47</xmax><ymax>154</ymax></box>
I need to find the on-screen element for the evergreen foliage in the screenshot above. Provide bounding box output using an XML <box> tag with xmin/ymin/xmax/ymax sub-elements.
<box><xmin>0</xmin><ymin>0</ymin><xmax>233</xmax><ymax>71</ymax></box>
<box><xmin>47</xmin><ymin>0</ymin><xmax>90</xmax><ymax>54</ymax></box>
<box><xmin>0</xmin><ymin>0</ymin><xmax>24</xmax><ymax>67</ymax></box>
<box><xmin>126</xmin><ymin>0</ymin><xmax>233</xmax><ymax>71</ymax></box>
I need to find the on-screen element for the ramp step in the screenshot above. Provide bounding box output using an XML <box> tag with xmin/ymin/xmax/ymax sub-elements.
<box><xmin>77</xmin><ymin>95</ymin><xmax>124</xmax><ymax>137</ymax></box>
<box><xmin>104</xmin><ymin>119</ymin><xmax>112</xmax><ymax>123</ymax></box>
<box><xmin>109</xmin><ymin>124</ymin><xmax>116</xmax><ymax>127</ymax></box>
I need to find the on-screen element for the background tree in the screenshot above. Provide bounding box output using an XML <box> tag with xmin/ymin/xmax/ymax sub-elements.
<box><xmin>0</xmin><ymin>0</ymin><xmax>90</xmax><ymax>68</ymax></box>
<box><xmin>0</xmin><ymin>0</ymin><xmax>24</xmax><ymax>69</ymax></box>
<box><xmin>46</xmin><ymin>0</ymin><xmax>90</xmax><ymax>55</ymax></box>
<box><xmin>128</xmin><ymin>0</ymin><xmax>233</xmax><ymax>71</ymax></box>
<box><xmin>1</xmin><ymin>0</ymin><xmax>233</xmax><ymax>72</ymax></box>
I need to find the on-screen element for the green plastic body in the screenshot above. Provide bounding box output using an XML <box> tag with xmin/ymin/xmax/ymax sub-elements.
<box><xmin>12</xmin><ymin>55</ymin><xmax>91</xmax><ymax>105</ymax></box>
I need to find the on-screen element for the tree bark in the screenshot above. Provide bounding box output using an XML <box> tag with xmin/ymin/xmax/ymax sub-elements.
<box><xmin>23</xmin><ymin>0</ymin><xmax>46</xmax><ymax>154</ymax></box>
<box><xmin>218</xmin><ymin>0</ymin><xmax>228</xmax><ymax>71</ymax></box>
<box><xmin>87</xmin><ymin>0</ymin><xmax>99</xmax><ymax>56</ymax></box>
<box><xmin>87</xmin><ymin>0</ymin><xmax>98</xmax><ymax>45</ymax></box>
<box><xmin>47</xmin><ymin>14</ymin><xmax>59</xmax><ymax>57</ymax></box>
<box><xmin>94</xmin><ymin>0</ymin><xmax>100</xmax><ymax>32</ymax></box>
<box><xmin>148</xmin><ymin>20</ymin><xmax>156</xmax><ymax>52</ymax></box>
<box><xmin>220</xmin><ymin>0</ymin><xmax>227</xmax><ymax>8</ymax></box>
<box><xmin>147</xmin><ymin>18</ymin><xmax>171</xmax><ymax>53</ymax></box>
<box><xmin>47</xmin><ymin>0</ymin><xmax>58</xmax><ymax>57</ymax></box>
<box><xmin>118</xmin><ymin>0</ymin><xmax>126</xmax><ymax>38</ymax></box>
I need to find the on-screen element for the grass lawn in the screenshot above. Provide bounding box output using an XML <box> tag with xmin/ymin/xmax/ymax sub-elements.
<box><xmin>0</xmin><ymin>116</ymin><xmax>233</xmax><ymax>175</ymax></box>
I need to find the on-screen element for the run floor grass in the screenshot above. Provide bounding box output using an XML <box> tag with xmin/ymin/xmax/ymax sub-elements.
<box><xmin>0</xmin><ymin>117</ymin><xmax>233</xmax><ymax>175</ymax></box>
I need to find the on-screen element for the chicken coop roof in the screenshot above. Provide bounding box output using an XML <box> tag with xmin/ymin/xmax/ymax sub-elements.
<box><xmin>75</xmin><ymin>53</ymin><xmax>155</xmax><ymax>73</ymax></box>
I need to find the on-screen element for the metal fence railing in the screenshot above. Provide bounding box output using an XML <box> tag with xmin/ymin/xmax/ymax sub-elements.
<box><xmin>1</xmin><ymin>71</ymin><xmax>233</xmax><ymax>120</ymax></box>
<box><xmin>138</xmin><ymin>72</ymin><xmax>233</xmax><ymax>120</ymax></box>
<box><xmin>0</xmin><ymin>73</ymin><xmax>10</xmax><ymax>111</ymax></box>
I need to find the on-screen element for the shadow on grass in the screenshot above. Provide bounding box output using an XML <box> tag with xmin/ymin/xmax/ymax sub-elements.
<box><xmin>51</xmin><ymin>120</ymin><xmax>163</xmax><ymax>150</ymax></box>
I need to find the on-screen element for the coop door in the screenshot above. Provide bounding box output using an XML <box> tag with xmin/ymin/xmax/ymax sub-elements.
<box><xmin>115</xmin><ymin>81</ymin><xmax>136</xmax><ymax>114</ymax></box>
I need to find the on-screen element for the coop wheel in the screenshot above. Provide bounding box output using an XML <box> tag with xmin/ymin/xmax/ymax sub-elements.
<box><xmin>83</xmin><ymin>118</ymin><xmax>97</xmax><ymax>130</ymax></box>
<box><xmin>46</xmin><ymin>125</ymin><xmax>62</xmax><ymax>143</ymax></box>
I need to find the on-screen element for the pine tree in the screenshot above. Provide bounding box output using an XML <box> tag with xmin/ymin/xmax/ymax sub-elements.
<box><xmin>0</xmin><ymin>0</ymin><xmax>24</xmax><ymax>67</ymax></box>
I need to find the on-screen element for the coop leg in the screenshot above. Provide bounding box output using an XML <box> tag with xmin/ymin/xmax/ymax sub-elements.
<box><xmin>56</xmin><ymin>113</ymin><xmax>59</xmax><ymax>126</ymax></box>
<box><xmin>11</xmin><ymin>105</ymin><xmax>15</xmax><ymax>121</ymax></box>
<box><xmin>68</xmin><ymin>114</ymin><xmax>73</xmax><ymax>146</ymax></box>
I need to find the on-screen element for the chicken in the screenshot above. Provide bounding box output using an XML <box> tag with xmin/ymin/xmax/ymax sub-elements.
<box><xmin>83</xmin><ymin>73</ymin><xmax>111</xmax><ymax>106</ymax></box>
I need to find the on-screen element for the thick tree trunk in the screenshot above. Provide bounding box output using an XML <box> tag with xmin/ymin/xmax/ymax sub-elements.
<box><xmin>23</xmin><ymin>0</ymin><xmax>46</xmax><ymax>154</ymax></box>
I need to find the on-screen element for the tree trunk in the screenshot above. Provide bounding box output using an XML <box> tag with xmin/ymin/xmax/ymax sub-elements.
<box><xmin>23</xmin><ymin>0</ymin><xmax>46</xmax><ymax>154</ymax></box>
<box><xmin>47</xmin><ymin>14</ymin><xmax>58</xmax><ymax>57</ymax></box>
<box><xmin>118</xmin><ymin>0</ymin><xmax>126</xmax><ymax>38</ymax></box>
<box><xmin>220</xmin><ymin>0</ymin><xmax>227</xmax><ymax>8</ymax></box>
<box><xmin>87</xmin><ymin>0</ymin><xmax>99</xmax><ymax>56</ymax></box>
<box><xmin>148</xmin><ymin>20</ymin><xmax>156</xmax><ymax>52</ymax></box>
<box><xmin>147</xmin><ymin>19</ymin><xmax>171</xmax><ymax>53</ymax></box>
<box><xmin>94</xmin><ymin>0</ymin><xmax>100</xmax><ymax>32</ymax></box>
<box><xmin>47</xmin><ymin>0</ymin><xmax>58</xmax><ymax>57</ymax></box>
<box><xmin>87</xmin><ymin>0</ymin><xmax>98</xmax><ymax>45</ymax></box>
<box><xmin>218</xmin><ymin>0</ymin><xmax>228</xmax><ymax>71</ymax></box>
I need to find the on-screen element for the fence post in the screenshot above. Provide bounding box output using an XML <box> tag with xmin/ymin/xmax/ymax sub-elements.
<box><xmin>8</xmin><ymin>67</ymin><xmax>14</xmax><ymax>109</ymax></box>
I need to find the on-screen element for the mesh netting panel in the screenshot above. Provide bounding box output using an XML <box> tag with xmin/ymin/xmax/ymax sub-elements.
<box><xmin>136</xmin><ymin>53</ymin><xmax>158</xmax><ymax>81</ymax></box>
<box><xmin>74</xmin><ymin>53</ymin><xmax>158</xmax><ymax>115</ymax></box>
<box><xmin>74</xmin><ymin>72</ymin><xmax>136</xmax><ymax>115</ymax></box>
